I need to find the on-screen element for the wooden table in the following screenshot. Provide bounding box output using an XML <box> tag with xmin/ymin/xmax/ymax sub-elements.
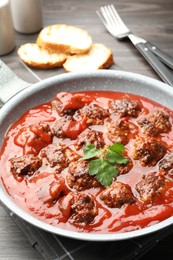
<box><xmin>0</xmin><ymin>0</ymin><xmax>173</xmax><ymax>259</ymax></box>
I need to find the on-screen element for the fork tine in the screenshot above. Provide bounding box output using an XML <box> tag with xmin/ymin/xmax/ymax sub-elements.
<box><xmin>100</xmin><ymin>6</ymin><xmax>118</xmax><ymax>29</ymax></box>
<box><xmin>97</xmin><ymin>4</ymin><xmax>130</xmax><ymax>38</ymax></box>
<box><xmin>98</xmin><ymin>4</ymin><xmax>129</xmax><ymax>30</ymax></box>
<box><xmin>100</xmin><ymin>6</ymin><xmax>114</xmax><ymax>28</ymax></box>
<box><xmin>96</xmin><ymin>10</ymin><xmax>107</xmax><ymax>26</ymax></box>
<box><xmin>97</xmin><ymin>8</ymin><xmax>115</xmax><ymax>35</ymax></box>
<box><xmin>109</xmin><ymin>4</ymin><xmax>126</xmax><ymax>27</ymax></box>
<box><xmin>98</xmin><ymin>6</ymin><xmax>120</xmax><ymax>35</ymax></box>
<box><xmin>97</xmin><ymin>8</ymin><xmax>117</xmax><ymax>36</ymax></box>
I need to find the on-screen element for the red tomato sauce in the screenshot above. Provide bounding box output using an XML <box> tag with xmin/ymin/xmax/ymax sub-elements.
<box><xmin>1</xmin><ymin>91</ymin><xmax>173</xmax><ymax>234</ymax></box>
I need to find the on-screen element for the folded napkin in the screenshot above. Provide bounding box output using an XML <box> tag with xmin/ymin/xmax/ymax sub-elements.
<box><xmin>5</xmin><ymin>208</ymin><xmax>173</xmax><ymax>260</ymax></box>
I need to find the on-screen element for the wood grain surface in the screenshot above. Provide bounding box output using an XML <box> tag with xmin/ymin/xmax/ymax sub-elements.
<box><xmin>0</xmin><ymin>0</ymin><xmax>173</xmax><ymax>259</ymax></box>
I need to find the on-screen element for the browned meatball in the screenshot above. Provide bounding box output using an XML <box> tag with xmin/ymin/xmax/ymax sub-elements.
<box><xmin>74</xmin><ymin>129</ymin><xmax>105</xmax><ymax>151</ymax></box>
<box><xmin>40</xmin><ymin>143</ymin><xmax>66</xmax><ymax>167</ymax></box>
<box><xmin>16</xmin><ymin>122</ymin><xmax>53</xmax><ymax>155</ymax></box>
<box><xmin>51</xmin><ymin>100</ymin><xmax>75</xmax><ymax>116</ymax></box>
<box><xmin>70</xmin><ymin>193</ymin><xmax>98</xmax><ymax>224</ymax></box>
<box><xmin>31</xmin><ymin>122</ymin><xmax>52</xmax><ymax>136</ymax></box>
<box><xmin>51</xmin><ymin>100</ymin><xmax>63</xmax><ymax>115</ymax></box>
<box><xmin>132</xmin><ymin>136</ymin><xmax>166</xmax><ymax>166</ymax></box>
<box><xmin>65</xmin><ymin>148</ymin><xmax>80</xmax><ymax>165</ymax></box>
<box><xmin>10</xmin><ymin>154</ymin><xmax>42</xmax><ymax>177</ymax></box>
<box><xmin>138</xmin><ymin>110</ymin><xmax>171</xmax><ymax>136</ymax></box>
<box><xmin>75</xmin><ymin>102</ymin><xmax>109</xmax><ymax>125</ymax></box>
<box><xmin>117</xmin><ymin>157</ymin><xmax>133</xmax><ymax>175</ymax></box>
<box><xmin>52</xmin><ymin>115</ymin><xmax>72</xmax><ymax>138</ymax></box>
<box><xmin>136</xmin><ymin>172</ymin><xmax>165</xmax><ymax>203</ymax></box>
<box><xmin>109</xmin><ymin>99</ymin><xmax>141</xmax><ymax>118</ymax></box>
<box><xmin>100</xmin><ymin>182</ymin><xmax>135</xmax><ymax>208</ymax></box>
<box><xmin>49</xmin><ymin>177</ymin><xmax>69</xmax><ymax>201</ymax></box>
<box><xmin>159</xmin><ymin>153</ymin><xmax>173</xmax><ymax>176</ymax></box>
<box><xmin>67</xmin><ymin>160</ymin><xmax>100</xmax><ymax>191</ymax></box>
<box><xmin>40</xmin><ymin>143</ymin><xmax>79</xmax><ymax>173</ymax></box>
<box><xmin>106</xmin><ymin>119</ymin><xmax>131</xmax><ymax>145</ymax></box>
<box><xmin>53</xmin><ymin>92</ymin><xmax>92</xmax><ymax>116</ymax></box>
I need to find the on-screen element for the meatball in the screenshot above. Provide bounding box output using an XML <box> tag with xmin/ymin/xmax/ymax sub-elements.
<box><xmin>52</xmin><ymin>115</ymin><xmax>72</xmax><ymax>138</ymax></box>
<box><xmin>67</xmin><ymin>160</ymin><xmax>100</xmax><ymax>191</ymax></box>
<box><xmin>49</xmin><ymin>177</ymin><xmax>69</xmax><ymax>201</ymax></box>
<box><xmin>132</xmin><ymin>136</ymin><xmax>166</xmax><ymax>166</ymax></box>
<box><xmin>106</xmin><ymin>119</ymin><xmax>131</xmax><ymax>145</ymax></box>
<box><xmin>40</xmin><ymin>143</ymin><xmax>66</xmax><ymax>167</ymax></box>
<box><xmin>15</xmin><ymin>123</ymin><xmax>53</xmax><ymax>155</ymax></box>
<box><xmin>31</xmin><ymin>122</ymin><xmax>52</xmax><ymax>134</ymax></box>
<box><xmin>10</xmin><ymin>154</ymin><xmax>42</xmax><ymax>177</ymax></box>
<box><xmin>74</xmin><ymin>129</ymin><xmax>105</xmax><ymax>151</ymax></box>
<box><xmin>159</xmin><ymin>153</ymin><xmax>173</xmax><ymax>176</ymax></box>
<box><xmin>70</xmin><ymin>193</ymin><xmax>98</xmax><ymax>224</ymax></box>
<box><xmin>51</xmin><ymin>100</ymin><xmax>75</xmax><ymax>116</ymax></box>
<box><xmin>138</xmin><ymin>110</ymin><xmax>171</xmax><ymax>136</ymax></box>
<box><xmin>53</xmin><ymin>92</ymin><xmax>92</xmax><ymax>116</ymax></box>
<box><xmin>109</xmin><ymin>98</ymin><xmax>141</xmax><ymax>118</ymax></box>
<box><xmin>136</xmin><ymin>172</ymin><xmax>165</xmax><ymax>203</ymax></box>
<box><xmin>40</xmin><ymin>143</ymin><xmax>79</xmax><ymax>173</ymax></box>
<box><xmin>75</xmin><ymin>102</ymin><xmax>109</xmax><ymax>125</ymax></box>
<box><xmin>117</xmin><ymin>157</ymin><xmax>133</xmax><ymax>175</ymax></box>
<box><xmin>100</xmin><ymin>182</ymin><xmax>135</xmax><ymax>208</ymax></box>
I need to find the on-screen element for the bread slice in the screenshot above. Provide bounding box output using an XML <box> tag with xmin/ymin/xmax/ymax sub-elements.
<box><xmin>63</xmin><ymin>43</ymin><xmax>114</xmax><ymax>72</ymax></box>
<box><xmin>18</xmin><ymin>43</ymin><xmax>67</xmax><ymax>69</ymax></box>
<box><xmin>36</xmin><ymin>24</ymin><xmax>92</xmax><ymax>55</ymax></box>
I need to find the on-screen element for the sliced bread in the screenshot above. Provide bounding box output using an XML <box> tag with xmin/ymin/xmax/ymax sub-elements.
<box><xmin>18</xmin><ymin>43</ymin><xmax>67</xmax><ymax>69</ymax></box>
<box><xmin>36</xmin><ymin>24</ymin><xmax>92</xmax><ymax>54</ymax></box>
<box><xmin>63</xmin><ymin>43</ymin><xmax>114</xmax><ymax>72</ymax></box>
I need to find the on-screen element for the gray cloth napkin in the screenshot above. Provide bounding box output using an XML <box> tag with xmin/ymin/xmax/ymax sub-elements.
<box><xmin>5</xmin><ymin>209</ymin><xmax>173</xmax><ymax>260</ymax></box>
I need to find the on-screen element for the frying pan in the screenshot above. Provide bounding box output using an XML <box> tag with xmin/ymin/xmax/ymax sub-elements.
<box><xmin>0</xmin><ymin>61</ymin><xmax>173</xmax><ymax>241</ymax></box>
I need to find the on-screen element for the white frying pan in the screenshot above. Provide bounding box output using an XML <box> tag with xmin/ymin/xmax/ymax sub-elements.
<box><xmin>0</xmin><ymin>60</ymin><xmax>173</xmax><ymax>241</ymax></box>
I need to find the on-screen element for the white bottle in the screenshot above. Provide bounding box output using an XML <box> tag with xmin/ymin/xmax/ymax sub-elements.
<box><xmin>0</xmin><ymin>0</ymin><xmax>15</xmax><ymax>55</ymax></box>
<box><xmin>10</xmin><ymin>0</ymin><xmax>43</xmax><ymax>34</ymax></box>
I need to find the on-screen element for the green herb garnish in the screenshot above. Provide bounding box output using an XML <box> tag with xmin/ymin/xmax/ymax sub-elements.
<box><xmin>80</xmin><ymin>142</ymin><xmax>128</xmax><ymax>187</ymax></box>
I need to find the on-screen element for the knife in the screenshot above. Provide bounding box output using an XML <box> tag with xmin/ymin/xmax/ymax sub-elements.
<box><xmin>145</xmin><ymin>42</ymin><xmax>173</xmax><ymax>70</ymax></box>
<box><xmin>128</xmin><ymin>34</ymin><xmax>173</xmax><ymax>86</ymax></box>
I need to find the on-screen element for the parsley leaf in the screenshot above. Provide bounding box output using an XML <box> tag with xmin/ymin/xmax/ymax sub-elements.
<box><xmin>109</xmin><ymin>142</ymin><xmax>125</xmax><ymax>153</ymax></box>
<box><xmin>80</xmin><ymin>142</ymin><xmax>128</xmax><ymax>187</ymax></box>
<box><xmin>80</xmin><ymin>143</ymin><xmax>100</xmax><ymax>160</ymax></box>
<box><xmin>89</xmin><ymin>158</ymin><xmax>118</xmax><ymax>186</ymax></box>
<box><xmin>106</xmin><ymin>150</ymin><xmax>128</xmax><ymax>164</ymax></box>
<box><xmin>89</xmin><ymin>158</ymin><xmax>103</xmax><ymax>175</ymax></box>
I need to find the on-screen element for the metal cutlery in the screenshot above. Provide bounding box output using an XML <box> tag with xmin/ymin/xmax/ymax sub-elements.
<box><xmin>97</xmin><ymin>4</ymin><xmax>173</xmax><ymax>86</ymax></box>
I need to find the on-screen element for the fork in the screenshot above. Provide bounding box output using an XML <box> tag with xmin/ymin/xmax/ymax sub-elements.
<box><xmin>97</xmin><ymin>4</ymin><xmax>173</xmax><ymax>86</ymax></box>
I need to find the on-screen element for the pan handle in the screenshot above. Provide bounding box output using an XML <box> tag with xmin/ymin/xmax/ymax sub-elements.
<box><xmin>0</xmin><ymin>60</ymin><xmax>30</xmax><ymax>107</ymax></box>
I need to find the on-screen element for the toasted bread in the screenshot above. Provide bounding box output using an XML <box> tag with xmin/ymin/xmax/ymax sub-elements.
<box><xmin>18</xmin><ymin>43</ymin><xmax>67</xmax><ymax>69</ymax></box>
<box><xmin>36</xmin><ymin>24</ymin><xmax>92</xmax><ymax>55</ymax></box>
<box><xmin>63</xmin><ymin>43</ymin><xmax>114</xmax><ymax>72</ymax></box>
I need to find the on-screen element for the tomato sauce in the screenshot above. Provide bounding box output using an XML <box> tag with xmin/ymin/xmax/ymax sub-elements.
<box><xmin>1</xmin><ymin>91</ymin><xmax>173</xmax><ymax>234</ymax></box>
